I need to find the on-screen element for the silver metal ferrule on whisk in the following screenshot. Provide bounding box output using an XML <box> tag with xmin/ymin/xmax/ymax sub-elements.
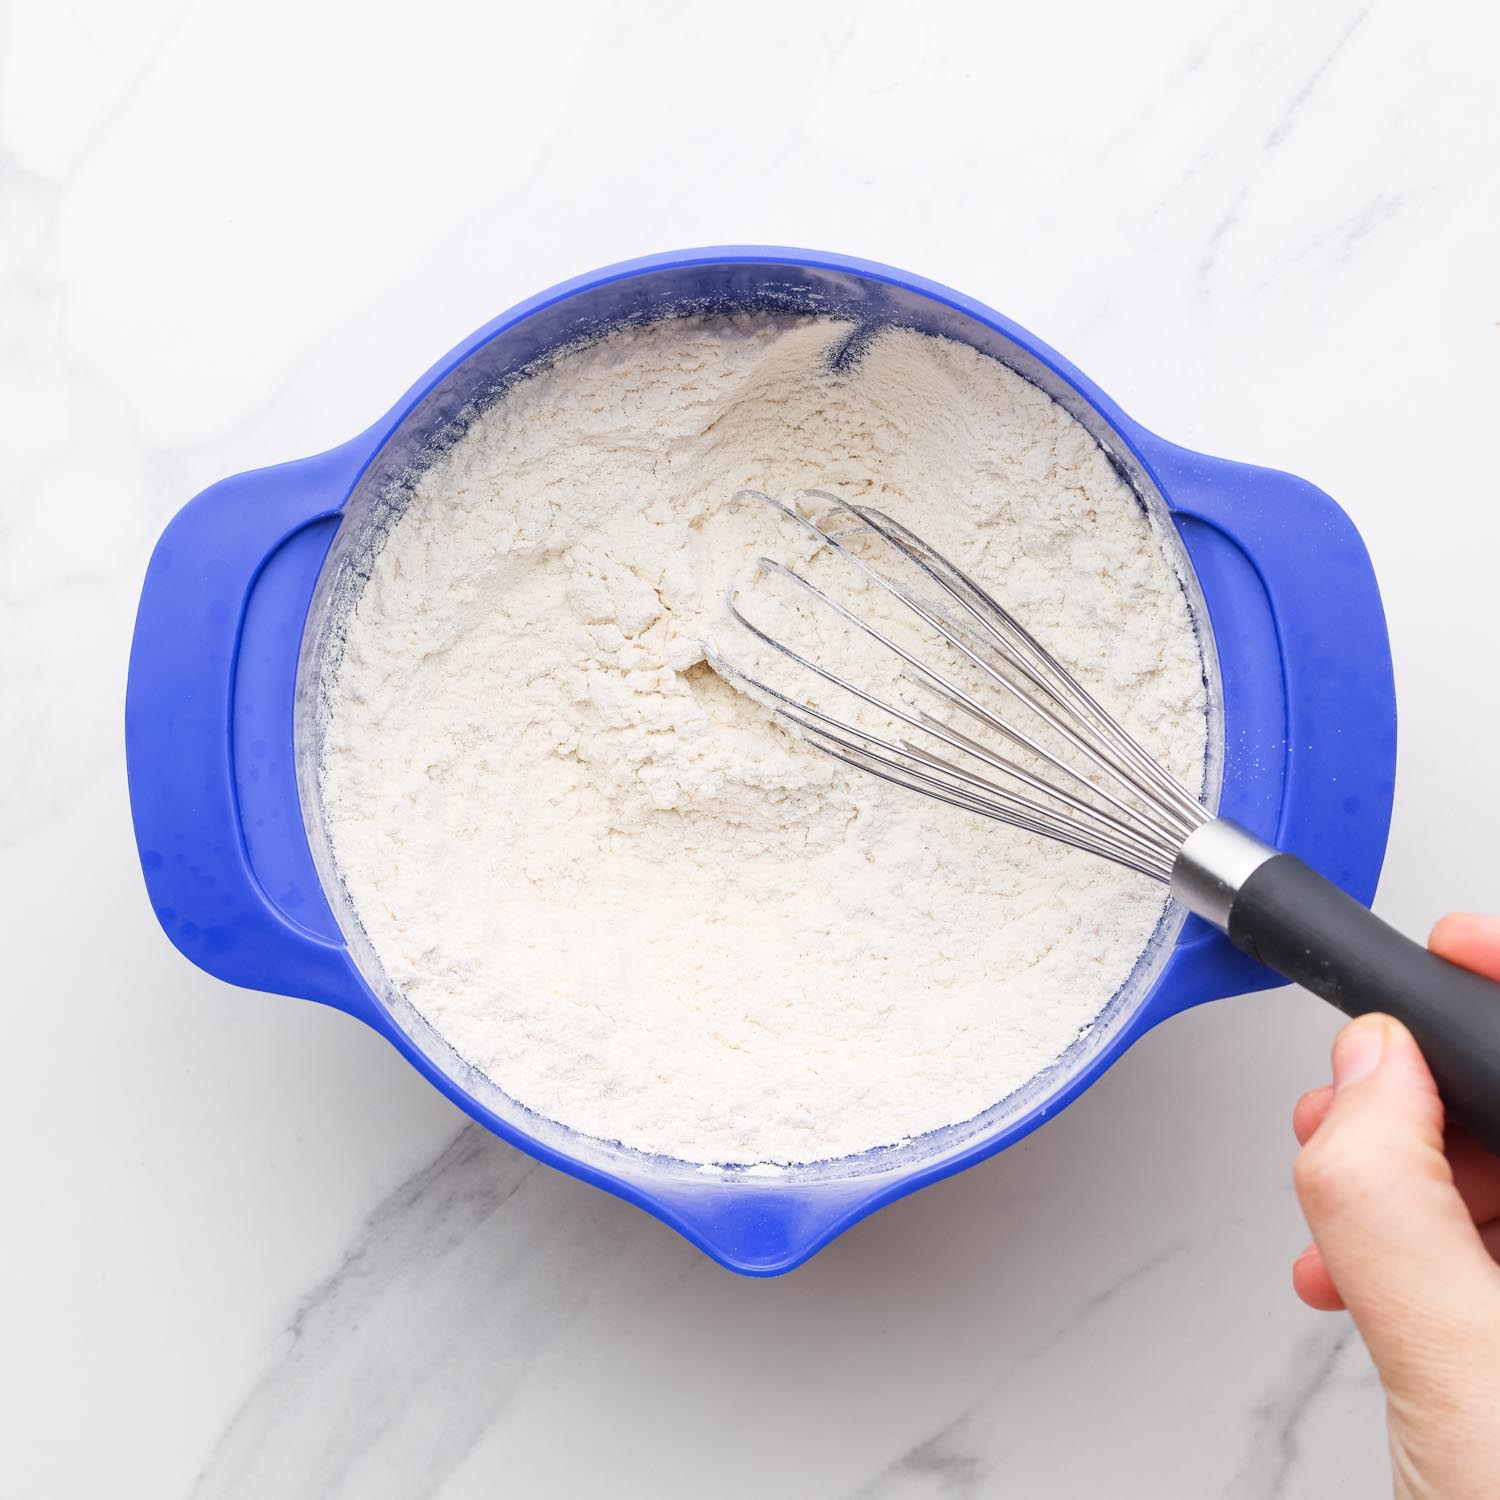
<box><xmin>1169</xmin><ymin>820</ymin><xmax>1279</xmax><ymax>932</ymax></box>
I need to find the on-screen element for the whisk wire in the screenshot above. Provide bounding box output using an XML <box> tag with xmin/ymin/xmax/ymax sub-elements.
<box><xmin>725</xmin><ymin>656</ymin><xmax>1178</xmax><ymax>880</ymax></box>
<box><xmin>717</xmin><ymin>489</ymin><xmax>1208</xmax><ymax>883</ymax></box>
<box><xmin>810</xmin><ymin>495</ymin><xmax>1207</xmax><ymax>836</ymax></box>
<box><xmin>786</xmin><ymin>703</ymin><xmax>1178</xmax><ymax>879</ymax></box>
<box><xmin>743</xmin><ymin>558</ymin><xmax>1166</xmax><ymax>843</ymax></box>
<box><xmin>859</xmin><ymin>503</ymin><xmax>1205</xmax><ymax>829</ymax></box>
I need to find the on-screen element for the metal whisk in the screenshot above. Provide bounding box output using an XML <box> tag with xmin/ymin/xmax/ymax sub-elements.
<box><xmin>713</xmin><ymin>490</ymin><xmax>1500</xmax><ymax>1154</ymax></box>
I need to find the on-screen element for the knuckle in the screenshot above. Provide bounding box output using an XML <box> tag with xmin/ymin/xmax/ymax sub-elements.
<box><xmin>1293</xmin><ymin>1136</ymin><xmax>1364</xmax><ymax>1211</ymax></box>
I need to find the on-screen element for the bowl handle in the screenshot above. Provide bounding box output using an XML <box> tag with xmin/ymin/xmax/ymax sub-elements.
<box><xmin>1120</xmin><ymin>436</ymin><xmax>1397</xmax><ymax>1023</ymax></box>
<box><xmin>1145</xmin><ymin>435</ymin><xmax>1397</xmax><ymax>894</ymax></box>
<box><xmin>126</xmin><ymin>444</ymin><xmax>373</xmax><ymax>1016</ymax></box>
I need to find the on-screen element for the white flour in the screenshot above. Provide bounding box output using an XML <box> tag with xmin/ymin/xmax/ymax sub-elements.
<box><xmin>320</xmin><ymin>315</ymin><xmax>1207</xmax><ymax>1165</ymax></box>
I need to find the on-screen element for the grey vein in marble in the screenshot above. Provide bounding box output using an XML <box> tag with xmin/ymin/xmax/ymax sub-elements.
<box><xmin>189</xmin><ymin>1126</ymin><xmax>667</xmax><ymax>1500</ymax></box>
<box><xmin>1197</xmin><ymin>1</ymin><xmax>1376</xmax><ymax>282</ymax></box>
<box><xmin>852</xmin><ymin>1245</ymin><xmax>1184</xmax><ymax>1499</ymax></box>
<box><xmin>1255</xmin><ymin>190</ymin><xmax>1416</xmax><ymax>294</ymax></box>
<box><xmin>1224</xmin><ymin>1322</ymin><xmax>1362</xmax><ymax>1499</ymax></box>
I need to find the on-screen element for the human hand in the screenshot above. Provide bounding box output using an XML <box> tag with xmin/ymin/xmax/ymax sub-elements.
<box><xmin>1292</xmin><ymin>912</ymin><xmax>1500</xmax><ymax>1499</ymax></box>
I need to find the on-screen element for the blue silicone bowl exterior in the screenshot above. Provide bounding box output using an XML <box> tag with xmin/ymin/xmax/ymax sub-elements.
<box><xmin>125</xmin><ymin>247</ymin><xmax>1396</xmax><ymax>1275</ymax></box>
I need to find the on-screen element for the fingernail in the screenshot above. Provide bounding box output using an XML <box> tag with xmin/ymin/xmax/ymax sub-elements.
<box><xmin>1332</xmin><ymin>1016</ymin><xmax>1387</xmax><ymax>1091</ymax></box>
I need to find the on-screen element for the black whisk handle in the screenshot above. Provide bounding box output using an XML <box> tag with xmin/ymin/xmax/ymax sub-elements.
<box><xmin>1225</xmin><ymin>852</ymin><xmax>1500</xmax><ymax>1157</ymax></box>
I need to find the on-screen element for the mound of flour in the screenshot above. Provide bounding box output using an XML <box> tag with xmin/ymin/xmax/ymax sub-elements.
<box><xmin>320</xmin><ymin>315</ymin><xmax>1206</xmax><ymax>1165</ymax></box>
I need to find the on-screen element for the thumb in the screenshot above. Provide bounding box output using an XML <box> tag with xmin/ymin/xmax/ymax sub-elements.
<box><xmin>1293</xmin><ymin>1013</ymin><xmax>1500</xmax><ymax>1382</ymax></box>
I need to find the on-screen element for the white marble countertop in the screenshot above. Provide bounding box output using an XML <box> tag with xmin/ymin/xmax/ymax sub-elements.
<box><xmin>6</xmin><ymin>1</ymin><xmax>1499</xmax><ymax>1494</ymax></box>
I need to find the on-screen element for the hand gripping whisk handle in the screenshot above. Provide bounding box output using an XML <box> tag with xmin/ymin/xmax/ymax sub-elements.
<box><xmin>1174</xmin><ymin>820</ymin><xmax>1500</xmax><ymax>1155</ymax></box>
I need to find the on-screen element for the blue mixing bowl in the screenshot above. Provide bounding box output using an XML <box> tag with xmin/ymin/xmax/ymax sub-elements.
<box><xmin>125</xmin><ymin>248</ymin><xmax>1395</xmax><ymax>1275</ymax></box>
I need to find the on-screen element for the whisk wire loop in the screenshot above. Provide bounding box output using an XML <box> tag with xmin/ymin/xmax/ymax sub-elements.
<box><xmin>807</xmin><ymin>493</ymin><xmax>1207</xmax><ymax>836</ymax></box>
<box><xmin>715</xmin><ymin>489</ymin><xmax>1209</xmax><ymax>883</ymax></box>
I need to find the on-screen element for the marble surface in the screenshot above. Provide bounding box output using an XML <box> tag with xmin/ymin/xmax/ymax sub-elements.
<box><xmin>5</xmin><ymin>0</ymin><xmax>1499</xmax><ymax>1494</ymax></box>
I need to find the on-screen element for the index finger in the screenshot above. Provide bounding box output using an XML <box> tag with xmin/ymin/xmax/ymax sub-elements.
<box><xmin>1429</xmin><ymin>912</ymin><xmax>1500</xmax><ymax>979</ymax></box>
